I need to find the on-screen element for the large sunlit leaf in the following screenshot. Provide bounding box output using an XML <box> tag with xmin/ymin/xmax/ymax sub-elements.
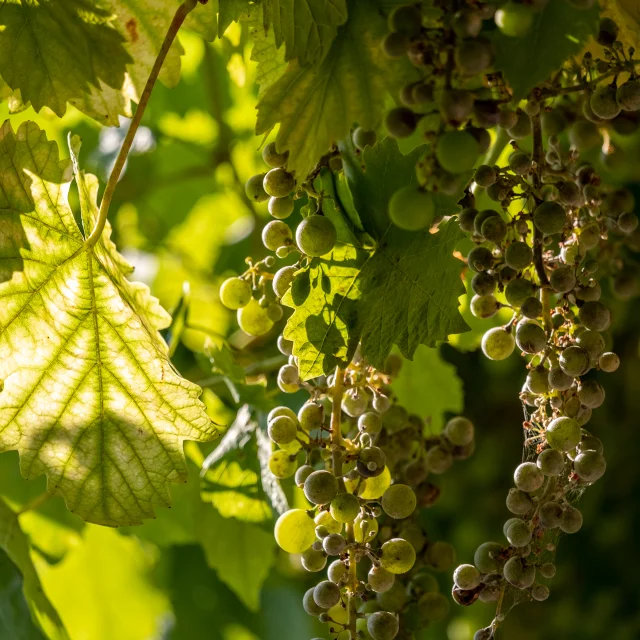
<box><xmin>256</xmin><ymin>0</ymin><xmax>415</xmax><ymax>178</ymax></box>
<box><xmin>0</xmin><ymin>498</ymin><xmax>68</xmax><ymax>640</ymax></box>
<box><xmin>0</xmin><ymin>121</ymin><xmax>217</xmax><ymax>527</ymax></box>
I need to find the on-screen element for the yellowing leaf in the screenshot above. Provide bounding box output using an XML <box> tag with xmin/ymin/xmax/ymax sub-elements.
<box><xmin>602</xmin><ymin>0</ymin><xmax>640</xmax><ymax>50</ymax></box>
<box><xmin>0</xmin><ymin>121</ymin><xmax>217</xmax><ymax>527</ymax></box>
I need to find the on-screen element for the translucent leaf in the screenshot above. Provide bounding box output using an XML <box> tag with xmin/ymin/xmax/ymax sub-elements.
<box><xmin>0</xmin><ymin>498</ymin><xmax>68</xmax><ymax>640</ymax></box>
<box><xmin>0</xmin><ymin>121</ymin><xmax>217</xmax><ymax>526</ymax></box>
<box><xmin>492</xmin><ymin>2</ymin><xmax>599</xmax><ymax>101</ymax></box>
<box><xmin>602</xmin><ymin>0</ymin><xmax>640</xmax><ymax>50</ymax></box>
<box><xmin>256</xmin><ymin>0</ymin><xmax>416</xmax><ymax>178</ymax></box>
<box><xmin>219</xmin><ymin>0</ymin><xmax>254</xmax><ymax>36</ymax></box>
<box><xmin>248</xmin><ymin>6</ymin><xmax>288</xmax><ymax>97</ymax></box>
<box><xmin>265</xmin><ymin>0</ymin><xmax>348</xmax><ymax>66</ymax></box>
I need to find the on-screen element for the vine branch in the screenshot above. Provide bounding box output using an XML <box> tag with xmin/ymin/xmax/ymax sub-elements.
<box><xmin>531</xmin><ymin>112</ymin><xmax>549</xmax><ymax>287</ymax></box>
<box><xmin>85</xmin><ymin>0</ymin><xmax>200</xmax><ymax>249</ymax></box>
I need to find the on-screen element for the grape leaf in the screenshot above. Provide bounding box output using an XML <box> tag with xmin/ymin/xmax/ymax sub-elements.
<box><xmin>282</xmin><ymin>138</ymin><xmax>470</xmax><ymax>379</ymax></box>
<box><xmin>265</xmin><ymin>0</ymin><xmax>348</xmax><ymax>66</ymax></box>
<box><xmin>392</xmin><ymin>345</ymin><xmax>463</xmax><ymax>435</ymax></box>
<box><xmin>0</xmin><ymin>498</ymin><xmax>68</xmax><ymax>640</ymax></box>
<box><xmin>491</xmin><ymin>2</ymin><xmax>600</xmax><ymax>100</ymax></box>
<box><xmin>602</xmin><ymin>0</ymin><xmax>640</xmax><ymax>50</ymax></box>
<box><xmin>249</xmin><ymin>6</ymin><xmax>288</xmax><ymax>97</ymax></box>
<box><xmin>256</xmin><ymin>0</ymin><xmax>416</xmax><ymax>178</ymax></box>
<box><xmin>218</xmin><ymin>0</ymin><xmax>254</xmax><ymax>36</ymax></box>
<box><xmin>0</xmin><ymin>121</ymin><xmax>217</xmax><ymax>527</ymax></box>
<box><xmin>0</xmin><ymin>0</ymin><xmax>132</xmax><ymax>121</ymax></box>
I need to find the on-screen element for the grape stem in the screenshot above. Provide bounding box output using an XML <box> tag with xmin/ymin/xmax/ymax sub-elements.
<box><xmin>531</xmin><ymin>112</ymin><xmax>550</xmax><ymax>288</ymax></box>
<box><xmin>84</xmin><ymin>0</ymin><xmax>200</xmax><ymax>250</ymax></box>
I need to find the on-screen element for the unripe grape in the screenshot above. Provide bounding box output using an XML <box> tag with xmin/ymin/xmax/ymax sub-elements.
<box><xmin>367</xmin><ymin>611</ymin><xmax>399</xmax><ymax>640</ymax></box>
<box><xmin>313</xmin><ymin>580</ymin><xmax>341</xmax><ymax>609</ymax></box>
<box><xmin>455</xmin><ymin>37</ymin><xmax>493</xmax><ymax>75</ymax></box>
<box><xmin>358</xmin><ymin>446</ymin><xmax>387</xmax><ymax>478</ymax></box>
<box><xmin>547</xmin><ymin>416</ymin><xmax>581</xmax><ymax>452</ymax></box>
<box><xmin>618</xmin><ymin>211</ymin><xmax>639</xmax><ymax>233</ymax></box>
<box><xmin>578</xmin><ymin>379</ymin><xmax>605</xmax><ymax>408</ymax></box>
<box><xmin>560</xmin><ymin>505</ymin><xmax>583</xmax><ymax>533</ymax></box>
<box><xmin>419</xmin><ymin>592</ymin><xmax>450</xmax><ymax>621</ymax></box>
<box><xmin>467</xmin><ymin>246</ymin><xmax>494</xmax><ymax>272</ymax></box>
<box><xmin>597</xmin><ymin>17</ymin><xmax>619</xmax><ymax>46</ymax></box>
<box><xmin>531</xmin><ymin>584</ymin><xmax>550</xmax><ymax>602</ymax></box>
<box><xmin>575</xmin><ymin>330</ymin><xmax>605</xmax><ymax>360</ymax></box>
<box><xmin>474</xmin><ymin>541</ymin><xmax>504</xmax><ymax>574</ymax></box>
<box><xmin>436</xmin><ymin>130</ymin><xmax>479</xmax><ymax>173</ymax></box>
<box><xmin>354</xmin><ymin>514</ymin><xmax>379</xmax><ymax>542</ymax></box>
<box><xmin>298</xmin><ymin>401</ymin><xmax>324</xmax><ymax>431</ymax></box>
<box><xmin>506</xmin><ymin>488</ymin><xmax>533</xmax><ymax>515</ymax></box>
<box><xmin>471</xmin><ymin>272</ymin><xmax>496</xmax><ymax>296</ymax></box>
<box><xmin>368</xmin><ymin>566</ymin><xmax>395</xmax><ymax>593</ymax></box>
<box><xmin>381</xmin><ymin>484</ymin><xmax>416</xmax><ymax>520</ymax></box>
<box><xmin>296</xmin><ymin>215</ymin><xmax>337</xmax><ymax>257</ymax></box>
<box><xmin>295</xmin><ymin>464</ymin><xmax>314</xmax><ymax>487</ymax></box>
<box><xmin>388</xmin><ymin>4</ymin><xmax>421</xmax><ymax>35</ymax></box>
<box><xmin>385</xmin><ymin>107</ymin><xmax>419</xmax><ymax>138</ymax></box>
<box><xmin>373</xmin><ymin>394</ymin><xmax>391</xmax><ymax>413</ymax></box>
<box><xmin>590</xmin><ymin>85</ymin><xmax>621</xmax><ymax>120</ymax></box>
<box><xmin>537</xmin><ymin>448</ymin><xmax>564</xmax><ymax>476</ymax></box>
<box><xmin>380</xmin><ymin>538</ymin><xmax>417</xmax><ymax>574</ymax></box>
<box><xmin>516</xmin><ymin>320</ymin><xmax>547</xmax><ymax>354</ymax></box>
<box><xmin>302</xmin><ymin>547</ymin><xmax>327</xmax><ymax>572</ymax></box>
<box><xmin>499</xmin><ymin>108</ymin><xmax>519</xmax><ymax>129</ymax></box>
<box><xmin>579</xmin><ymin>301</ymin><xmax>610</xmax><ymax>331</ymax></box>
<box><xmin>454</xmin><ymin>564</ymin><xmax>481</xmax><ymax>591</ymax></box>
<box><xmin>495</xmin><ymin>3</ymin><xmax>533</xmax><ymax>37</ymax></box>
<box><xmin>275</xmin><ymin>509</ymin><xmax>316</xmax><ymax>553</ymax></box>
<box><xmin>521</xmin><ymin>296</ymin><xmax>542</xmax><ymax>319</ymax></box>
<box><xmin>262</xmin><ymin>141</ymin><xmax>288</xmax><ymax>168</ymax></box>
<box><xmin>574</xmin><ymin>450</ymin><xmax>606</xmax><ymax>482</ymax></box>
<box><xmin>557</xmin><ymin>181</ymin><xmax>582</xmax><ymax>207</ymax></box>
<box><xmin>303</xmin><ymin>587</ymin><xmax>327</xmax><ymax>616</ymax></box>
<box><xmin>268</xmin><ymin>415</ymin><xmax>298</xmax><ymax>445</ymax></box>
<box><xmin>514</xmin><ymin>461</ymin><xmax>544</xmax><ymax>492</ymax></box>
<box><xmin>353</xmin><ymin>127</ymin><xmax>378</xmax><ymax>150</ymax></box>
<box><xmin>506</xmin><ymin>519</ymin><xmax>532</xmax><ymax>547</ymax></box>
<box><xmin>277</xmin><ymin>363</ymin><xmax>300</xmax><ymax>393</ymax></box>
<box><xmin>425</xmin><ymin>540</ymin><xmax>456</xmax><ymax>572</ymax></box>
<box><xmin>220</xmin><ymin>277</ymin><xmax>252</xmax><ymax>310</ymax></box>
<box><xmin>550</xmin><ymin>266</ymin><xmax>577</xmax><ymax>293</ymax></box>
<box><xmin>237</xmin><ymin>298</ymin><xmax>274</xmax><ymax>336</ymax></box>
<box><xmin>268</xmin><ymin>406</ymin><xmax>297</xmax><ymax>423</ymax></box>
<box><xmin>269</xmin><ymin>450</ymin><xmax>297</xmax><ymax>479</ymax></box>
<box><xmin>315</xmin><ymin>510</ymin><xmax>342</xmax><ymax>535</ymax></box>
<box><xmin>508</xmin><ymin>150</ymin><xmax>532</xmax><ymax>175</ymax></box>
<box><xmin>444</xmin><ymin>416</ymin><xmax>474</xmax><ymax>446</ymax></box>
<box><xmin>268</xmin><ymin>196</ymin><xmax>294</xmax><ymax>220</ymax></box>
<box><xmin>507</xmin><ymin>110</ymin><xmax>532</xmax><ymax>139</ymax></box>
<box><xmin>481</xmin><ymin>216</ymin><xmax>508</xmax><ymax>243</ymax></box>
<box><xmin>389</xmin><ymin>187</ymin><xmax>435</xmax><ymax>231</ymax></box>
<box><xmin>559</xmin><ymin>345</ymin><xmax>591</xmax><ymax>377</ymax></box>
<box><xmin>482</xmin><ymin>327</ymin><xmax>516</xmax><ymax>361</ymax></box>
<box><xmin>534</xmin><ymin>201</ymin><xmax>567</xmax><ymax>236</ymax></box>
<box><xmin>504</xmin><ymin>557</ymin><xmax>535</xmax><ymax>589</ymax></box>
<box><xmin>323</xmin><ymin>533</ymin><xmax>346</xmax><ymax>556</ymax></box>
<box><xmin>262</xmin><ymin>220</ymin><xmax>292</xmax><ymax>251</ymax></box>
<box><xmin>343</xmin><ymin>390</ymin><xmax>369</xmax><ymax>417</ymax></box>
<box><xmin>539</xmin><ymin>501</ymin><xmax>563</xmax><ymax>528</ymax></box>
<box><xmin>526</xmin><ymin>367</ymin><xmax>549</xmax><ymax>395</ymax></box>
<box><xmin>425</xmin><ymin>445</ymin><xmax>453</xmax><ymax>474</ymax></box>
<box><xmin>245</xmin><ymin>173</ymin><xmax>269</xmax><ymax>202</ymax></box>
<box><xmin>358</xmin><ymin>412</ymin><xmax>382</xmax><ymax>434</ymax></box>
<box><xmin>505</xmin><ymin>278</ymin><xmax>536</xmax><ymax>307</ymax></box>
<box><xmin>474</xmin><ymin>210</ymin><xmax>500</xmax><ymax>236</ymax></box>
<box><xmin>330</xmin><ymin>492</ymin><xmax>360</xmax><ymax>523</ymax></box>
<box><xmin>475</xmin><ymin>165</ymin><xmax>497</xmax><ymax>187</ymax></box>
<box><xmin>458</xmin><ymin>207</ymin><xmax>479</xmax><ymax>233</ymax></box>
<box><xmin>599</xmin><ymin>352</ymin><xmax>620</xmax><ymax>372</ymax></box>
<box><xmin>470</xmin><ymin>294</ymin><xmax>500</xmax><ymax>319</ymax></box>
<box><xmin>328</xmin><ymin>559</ymin><xmax>348</xmax><ymax>583</ymax></box>
<box><xmin>263</xmin><ymin>168</ymin><xmax>295</xmax><ymax>198</ymax></box>
<box><xmin>505</xmin><ymin>241</ymin><xmax>533</xmax><ymax>270</ymax></box>
<box><xmin>616</xmin><ymin>80</ymin><xmax>640</xmax><ymax>111</ymax></box>
<box><xmin>304</xmin><ymin>470</ymin><xmax>338</xmax><ymax>505</ymax></box>
<box><xmin>376</xmin><ymin>581</ymin><xmax>407</xmax><ymax>611</ymax></box>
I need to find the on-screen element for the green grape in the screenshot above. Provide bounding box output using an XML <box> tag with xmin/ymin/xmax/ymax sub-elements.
<box><xmin>539</xmin><ymin>562</ymin><xmax>556</xmax><ymax>579</ymax></box>
<box><xmin>418</xmin><ymin>592</ymin><xmax>450</xmax><ymax>621</ymax></box>
<box><xmin>353</xmin><ymin>127</ymin><xmax>378</xmax><ymax>150</ymax></box>
<box><xmin>499</xmin><ymin>108</ymin><xmax>519</xmax><ymax>129</ymax></box>
<box><xmin>506</xmin><ymin>110</ymin><xmax>532</xmax><ymax>139</ymax></box>
<box><xmin>330</xmin><ymin>492</ymin><xmax>360</xmax><ymax>523</ymax></box>
<box><xmin>275</xmin><ymin>509</ymin><xmax>316</xmax><ymax>553</ymax></box>
<box><xmin>268</xmin><ymin>196</ymin><xmax>294</xmax><ymax>220</ymax></box>
<box><xmin>521</xmin><ymin>296</ymin><xmax>543</xmax><ymax>319</ymax></box>
<box><xmin>298</xmin><ymin>401</ymin><xmax>324</xmax><ymax>431</ymax></box>
<box><xmin>474</xmin><ymin>209</ymin><xmax>501</xmax><ymax>236</ymax></box>
<box><xmin>542</xmin><ymin>109</ymin><xmax>568</xmax><ymax>136</ymax></box>
<box><xmin>262</xmin><ymin>141</ymin><xmax>288</xmax><ymax>168</ymax></box>
<box><xmin>295</xmin><ymin>464</ymin><xmax>314</xmax><ymax>487</ymax></box>
<box><xmin>441</xmin><ymin>89</ymin><xmax>474</xmax><ymax>123</ymax></box>
<box><xmin>444</xmin><ymin>416</ymin><xmax>474</xmax><ymax>446</ymax></box>
<box><xmin>381</xmin><ymin>538</ymin><xmax>417</xmax><ymax>574</ymax></box>
<box><xmin>495</xmin><ymin>2</ymin><xmax>533</xmax><ymax>37</ymax></box>
<box><xmin>237</xmin><ymin>298</ymin><xmax>274</xmax><ymax>336</ymax></box>
<box><xmin>574</xmin><ymin>450</ymin><xmax>606</xmax><ymax>482</ymax></box>
<box><xmin>304</xmin><ymin>470</ymin><xmax>339</xmax><ymax>505</ymax></box>
<box><xmin>467</xmin><ymin>246</ymin><xmax>494</xmax><ymax>272</ymax></box>
<box><xmin>471</xmin><ymin>272</ymin><xmax>496</xmax><ymax>296</ymax></box>
<box><xmin>454</xmin><ymin>37</ymin><xmax>493</xmax><ymax>75</ymax></box>
<box><xmin>531</xmin><ymin>584</ymin><xmax>550</xmax><ymax>602</ymax></box>
<box><xmin>268</xmin><ymin>415</ymin><xmax>297</xmax><ymax>445</ymax></box>
<box><xmin>354</xmin><ymin>514</ymin><xmax>379</xmax><ymax>542</ymax></box>
<box><xmin>385</xmin><ymin>107</ymin><xmax>419</xmax><ymax>138</ymax></box>
<box><xmin>328</xmin><ymin>559</ymin><xmax>348</xmax><ymax>584</ymax></box>
<box><xmin>296</xmin><ymin>215</ymin><xmax>337</xmax><ymax>257</ymax></box>
<box><xmin>516</xmin><ymin>319</ymin><xmax>547</xmax><ymax>353</ymax></box>
<box><xmin>452</xmin><ymin>8</ymin><xmax>483</xmax><ymax>38</ymax></box>
<box><xmin>504</xmin><ymin>557</ymin><xmax>535</xmax><ymax>589</ymax></box>
<box><xmin>382</xmin><ymin>404</ymin><xmax>408</xmax><ymax>432</ymax></box>
<box><xmin>425</xmin><ymin>540</ymin><xmax>456</xmax><ymax>572</ymax></box>
<box><xmin>357</xmin><ymin>446</ymin><xmax>387</xmax><ymax>478</ymax></box>
<box><xmin>559</xmin><ymin>345</ymin><xmax>591</xmax><ymax>377</ymax></box>
<box><xmin>470</xmin><ymin>294</ymin><xmax>500</xmax><ymax>319</ymax></box>
<box><xmin>473</xmin><ymin>541</ymin><xmax>504</xmax><ymax>574</ymax></box>
<box><xmin>425</xmin><ymin>445</ymin><xmax>453</xmax><ymax>474</ymax></box>
<box><xmin>358</xmin><ymin>412</ymin><xmax>382</xmax><ymax>434</ymax></box>
<box><xmin>560</xmin><ymin>505</ymin><xmax>583</xmax><ymax>533</ymax></box>
<box><xmin>388</xmin><ymin>4</ymin><xmax>422</xmax><ymax>36</ymax></box>
<box><xmin>376</xmin><ymin>580</ymin><xmax>407</xmax><ymax>612</ymax></box>
<box><xmin>576</xmin><ymin>283</ymin><xmax>601</xmax><ymax>302</ymax></box>
<box><xmin>578</xmin><ymin>301</ymin><xmax>610</xmax><ymax>331</ymax></box>
<box><xmin>578</xmin><ymin>379</ymin><xmax>605</xmax><ymax>408</ymax></box>
<box><xmin>475</xmin><ymin>165</ymin><xmax>497</xmax><ymax>187</ymax></box>
<box><xmin>618</xmin><ymin>211</ymin><xmax>639</xmax><ymax>233</ymax></box>
<box><xmin>263</xmin><ymin>168</ymin><xmax>295</xmax><ymax>198</ymax></box>
<box><xmin>590</xmin><ymin>85</ymin><xmax>621</xmax><ymax>121</ymax></box>
<box><xmin>599</xmin><ymin>352</ymin><xmax>620</xmax><ymax>372</ymax></box>
<box><xmin>526</xmin><ymin>367</ymin><xmax>549</xmax><ymax>395</ymax></box>
<box><xmin>343</xmin><ymin>390</ymin><xmax>369</xmax><ymax>418</ymax></box>
<box><xmin>481</xmin><ymin>216</ymin><xmax>508</xmax><ymax>243</ymax></box>
<box><xmin>436</xmin><ymin>130</ymin><xmax>479</xmax><ymax>173</ymax></box>
<box><xmin>303</xmin><ymin>587</ymin><xmax>328</xmax><ymax>616</ymax></box>
<box><xmin>267</xmin><ymin>303</ymin><xmax>283</xmax><ymax>322</ymax></box>
<box><xmin>546</xmin><ymin>416</ymin><xmax>581</xmax><ymax>451</ymax></box>
<box><xmin>383</xmin><ymin>31</ymin><xmax>410</xmax><ymax>59</ymax></box>
<box><xmin>315</xmin><ymin>510</ymin><xmax>342</xmax><ymax>535</ymax></box>
<box><xmin>313</xmin><ymin>580</ymin><xmax>341</xmax><ymax>609</ymax></box>
<box><xmin>262</xmin><ymin>220</ymin><xmax>293</xmax><ymax>251</ymax></box>
<box><xmin>537</xmin><ymin>448</ymin><xmax>564</xmax><ymax>476</ymax></box>
<box><xmin>367</xmin><ymin>611</ymin><xmax>400</xmax><ymax>640</ymax></box>
<box><xmin>569</xmin><ymin>120</ymin><xmax>601</xmax><ymax>150</ymax></box>
<box><xmin>508</xmin><ymin>150</ymin><xmax>532</xmax><ymax>174</ymax></box>
<box><xmin>505</xmin><ymin>241</ymin><xmax>533</xmax><ymax>270</ymax></box>
<box><xmin>481</xmin><ymin>327</ymin><xmax>516</xmax><ymax>361</ymax></box>
<box><xmin>616</xmin><ymin>79</ymin><xmax>640</xmax><ymax>111</ymax></box>
<box><xmin>505</xmin><ymin>278</ymin><xmax>536</xmax><ymax>307</ymax></box>
<box><xmin>597</xmin><ymin>17</ymin><xmax>619</xmax><ymax>45</ymax></box>
<box><xmin>368</xmin><ymin>566</ymin><xmax>395</xmax><ymax>593</ymax></box>
<box><xmin>356</xmin><ymin>467</ymin><xmax>392</xmax><ymax>500</ymax></box>
<box><xmin>557</xmin><ymin>181</ymin><xmax>582</xmax><ymax>207</ymax></box>
<box><xmin>533</xmin><ymin>201</ymin><xmax>567</xmax><ymax>236</ymax></box>
<box><xmin>506</xmin><ymin>519</ymin><xmax>532</xmax><ymax>547</ymax></box>
<box><xmin>219</xmin><ymin>277</ymin><xmax>252</xmax><ymax>310</ymax></box>
<box><xmin>268</xmin><ymin>406</ymin><xmax>297</xmax><ymax>423</ymax></box>
<box><xmin>458</xmin><ymin>207</ymin><xmax>479</xmax><ymax>233</ymax></box>
<box><xmin>381</xmin><ymin>484</ymin><xmax>416</xmax><ymax>519</ymax></box>
<box><xmin>268</xmin><ymin>450</ymin><xmax>297</xmax><ymax>479</ymax></box>
<box><xmin>550</xmin><ymin>266</ymin><xmax>577</xmax><ymax>293</ymax></box>
<box><xmin>514</xmin><ymin>461</ymin><xmax>544</xmax><ymax>492</ymax></box>
<box><xmin>576</xmin><ymin>330</ymin><xmax>605</xmax><ymax>360</ymax></box>
<box><xmin>245</xmin><ymin>173</ymin><xmax>269</xmax><ymax>202</ymax></box>
<box><xmin>389</xmin><ymin>187</ymin><xmax>435</xmax><ymax>231</ymax></box>
<box><xmin>301</xmin><ymin>547</ymin><xmax>328</xmax><ymax>572</ymax></box>
<box><xmin>272</xmin><ymin>265</ymin><xmax>297</xmax><ymax>298</ymax></box>
<box><xmin>323</xmin><ymin>533</ymin><xmax>346</xmax><ymax>556</ymax></box>
<box><xmin>578</xmin><ymin>435</ymin><xmax>604</xmax><ymax>455</ymax></box>
<box><xmin>453</xmin><ymin>564</ymin><xmax>481</xmax><ymax>590</ymax></box>
<box><xmin>277</xmin><ymin>363</ymin><xmax>300</xmax><ymax>393</ymax></box>
<box><xmin>539</xmin><ymin>501</ymin><xmax>563</xmax><ymax>528</ymax></box>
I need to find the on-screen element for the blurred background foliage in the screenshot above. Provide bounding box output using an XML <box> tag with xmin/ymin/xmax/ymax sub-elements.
<box><xmin>2</xmin><ymin>19</ymin><xmax>640</xmax><ymax>640</ymax></box>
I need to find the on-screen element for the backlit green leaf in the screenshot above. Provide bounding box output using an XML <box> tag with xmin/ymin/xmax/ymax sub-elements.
<box><xmin>0</xmin><ymin>121</ymin><xmax>217</xmax><ymax>526</ymax></box>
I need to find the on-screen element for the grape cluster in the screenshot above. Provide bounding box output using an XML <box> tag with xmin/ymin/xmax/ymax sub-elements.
<box><xmin>268</xmin><ymin>349</ymin><xmax>475</xmax><ymax>640</ymax></box>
